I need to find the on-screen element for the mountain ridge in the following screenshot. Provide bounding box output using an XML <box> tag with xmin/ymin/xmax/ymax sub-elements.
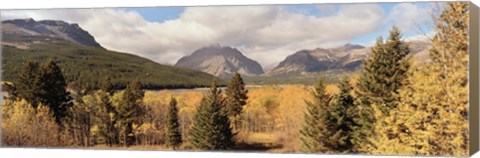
<box><xmin>1</xmin><ymin>18</ymin><xmax>224</xmax><ymax>89</ymax></box>
<box><xmin>175</xmin><ymin>45</ymin><xmax>264</xmax><ymax>78</ymax></box>
<box><xmin>2</xmin><ymin>18</ymin><xmax>102</xmax><ymax>48</ymax></box>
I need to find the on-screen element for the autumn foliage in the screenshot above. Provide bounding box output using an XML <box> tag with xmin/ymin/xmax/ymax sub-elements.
<box><xmin>0</xmin><ymin>2</ymin><xmax>471</xmax><ymax>156</ymax></box>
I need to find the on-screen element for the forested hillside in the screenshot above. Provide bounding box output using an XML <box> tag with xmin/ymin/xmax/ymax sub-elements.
<box><xmin>2</xmin><ymin>38</ymin><xmax>224</xmax><ymax>91</ymax></box>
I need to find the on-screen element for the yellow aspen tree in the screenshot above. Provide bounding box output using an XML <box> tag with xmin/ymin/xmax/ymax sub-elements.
<box><xmin>372</xmin><ymin>2</ymin><xmax>469</xmax><ymax>156</ymax></box>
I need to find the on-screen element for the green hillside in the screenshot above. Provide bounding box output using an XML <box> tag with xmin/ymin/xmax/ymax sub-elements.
<box><xmin>2</xmin><ymin>37</ymin><xmax>225</xmax><ymax>91</ymax></box>
<box><xmin>243</xmin><ymin>70</ymin><xmax>359</xmax><ymax>85</ymax></box>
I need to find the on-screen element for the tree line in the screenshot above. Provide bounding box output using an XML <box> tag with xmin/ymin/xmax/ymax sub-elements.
<box><xmin>299</xmin><ymin>2</ymin><xmax>468</xmax><ymax>156</ymax></box>
<box><xmin>2</xmin><ymin>57</ymin><xmax>248</xmax><ymax>150</ymax></box>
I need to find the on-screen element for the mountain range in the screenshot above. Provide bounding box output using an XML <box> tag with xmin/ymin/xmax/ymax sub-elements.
<box><xmin>179</xmin><ymin>41</ymin><xmax>431</xmax><ymax>82</ymax></box>
<box><xmin>1</xmin><ymin>18</ymin><xmax>432</xmax><ymax>86</ymax></box>
<box><xmin>1</xmin><ymin>19</ymin><xmax>223</xmax><ymax>90</ymax></box>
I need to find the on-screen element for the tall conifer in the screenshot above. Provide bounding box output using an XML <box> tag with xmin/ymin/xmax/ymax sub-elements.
<box><xmin>38</xmin><ymin>60</ymin><xmax>72</xmax><ymax>123</ymax></box>
<box><xmin>300</xmin><ymin>76</ymin><xmax>331</xmax><ymax>152</ymax></box>
<box><xmin>15</xmin><ymin>61</ymin><xmax>42</xmax><ymax>107</ymax></box>
<box><xmin>117</xmin><ymin>80</ymin><xmax>144</xmax><ymax>146</ymax></box>
<box><xmin>225</xmin><ymin>72</ymin><xmax>248</xmax><ymax>131</ymax></box>
<box><xmin>354</xmin><ymin>26</ymin><xmax>411</xmax><ymax>152</ymax></box>
<box><xmin>166</xmin><ymin>97</ymin><xmax>183</xmax><ymax>150</ymax></box>
<box><xmin>189</xmin><ymin>80</ymin><xmax>234</xmax><ymax>150</ymax></box>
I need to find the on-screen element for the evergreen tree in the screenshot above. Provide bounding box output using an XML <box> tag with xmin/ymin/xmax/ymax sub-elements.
<box><xmin>117</xmin><ymin>80</ymin><xmax>144</xmax><ymax>146</ymax></box>
<box><xmin>189</xmin><ymin>80</ymin><xmax>235</xmax><ymax>150</ymax></box>
<box><xmin>38</xmin><ymin>60</ymin><xmax>72</xmax><ymax>124</ymax></box>
<box><xmin>224</xmin><ymin>72</ymin><xmax>248</xmax><ymax>131</ymax></box>
<box><xmin>372</xmin><ymin>2</ymin><xmax>469</xmax><ymax>156</ymax></box>
<box><xmin>15</xmin><ymin>61</ymin><xmax>42</xmax><ymax>107</ymax></box>
<box><xmin>14</xmin><ymin>60</ymin><xmax>72</xmax><ymax>124</ymax></box>
<box><xmin>300</xmin><ymin>76</ymin><xmax>332</xmax><ymax>152</ymax></box>
<box><xmin>300</xmin><ymin>77</ymin><xmax>358</xmax><ymax>153</ymax></box>
<box><xmin>353</xmin><ymin>26</ymin><xmax>411</xmax><ymax>152</ymax></box>
<box><xmin>165</xmin><ymin>97</ymin><xmax>182</xmax><ymax>150</ymax></box>
<box><xmin>326</xmin><ymin>78</ymin><xmax>356</xmax><ymax>153</ymax></box>
<box><xmin>356</xmin><ymin>26</ymin><xmax>410</xmax><ymax>114</ymax></box>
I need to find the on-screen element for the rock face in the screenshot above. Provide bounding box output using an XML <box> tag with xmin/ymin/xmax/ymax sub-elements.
<box><xmin>268</xmin><ymin>44</ymin><xmax>369</xmax><ymax>75</ymax></box>
<box><xmin>175</xmin><ymin>45</ymin><xmax>264</xmax><ymax>78</ymax></box>
<box><xmin>2</xmin><ymin>18</ymin><xmax>102</xmax><ymax>47</ymax></box>
<box><xmin>268</xmin><ymin>42</ymin><xmax>431</xmax><ymax>75</ymax></box>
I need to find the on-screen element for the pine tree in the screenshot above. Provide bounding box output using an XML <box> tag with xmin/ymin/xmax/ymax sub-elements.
<box><xmin>372</xmin><ymin>2</ymin><xmax>469</xmax><ymax>156</ymax></box>
<box><xmin>189</xmin><ymin>80</ymin><xmax>235</xmax><ymax>150</ymax></box>
<box><xmin>300</xmin><ymin>76</ymin><xmax>332</xmax><ymax>152</ymax></box>
<box><xmin>326</xmin><ymin>78</ymin><xmax>356</xmax><ymax>153</ymax></box>
<box><xmin>224</xmin><ymin>72</ymin><xmax>248</xmax><ymax>131</ymax></box>
<box><xmin>165</xmin><ymin>97</ymin><xmax>182</xmax><ymax>150</ymax></box>
<box><xmin>117</xmin><ymin>80</ymin><xmax>144</xmax><ymax>146</ymax></box>
<box><xmin>353</xmin><ymin>26</ymin><xmax>411</xmax><ymax>152</ymax></box>
<box><xmin>14</xmin><ymin>60</ymin><xmax>72</xmax><ymax>124</ymax></box>
<box><xmin>356</xmin><ymin>26</ymin><xmax>410</xmax><ymax>114</ymax></box>
<box><xmin>15</xmin><ymin>61</ymin><xmax>42</xmax><ymax>107</ymax></box>
<box><xmin>38</xmin><ymin>60</ymin><xmax>72</xmax><ymax>124</ymax></box>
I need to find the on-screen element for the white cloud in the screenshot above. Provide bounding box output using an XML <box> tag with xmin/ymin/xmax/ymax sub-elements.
<box><xmin>1</xmin><ymin>4</ymin><xmax>385</xmax><ymax>69</ymax></box>
<box><xmin>386</xmin><ymin>3</ymin><xmax>432</xmax><ymax>33</ymax></box>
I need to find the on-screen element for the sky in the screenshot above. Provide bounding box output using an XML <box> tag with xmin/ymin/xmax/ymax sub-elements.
<box><xmin>0</xmin><ymin>2</ymin><xmax>436</xmax><ymax>70</ymax></box>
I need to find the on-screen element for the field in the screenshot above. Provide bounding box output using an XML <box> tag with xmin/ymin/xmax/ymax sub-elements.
<box><xmin>135</xmin><ymin>84</ymin><xmax>339</xmax><ymax>152</ymax></box>
<box><xmin>0</xmin><ymin>83</ymin><xmax>337</xmax><ymax>152</ymax></box>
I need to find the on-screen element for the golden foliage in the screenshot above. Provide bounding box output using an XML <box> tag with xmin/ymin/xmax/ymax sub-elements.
<box><xmin>371</xmin><ymin>2</ymin><xmax>469</xmax><ymax>156</ymax></box>
<box><xmin>2</xmin><ymin>99</ymin><xmax>61</xmax><ymax>147</ymax></box>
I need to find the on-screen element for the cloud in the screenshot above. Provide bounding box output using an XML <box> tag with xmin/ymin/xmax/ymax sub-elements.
<box><xmin>1</xmin><ymin>4</ymin><xmax>385</xmax><ymax>69</ymax></box>
<box><xmin>385</xmin><ymin>3</ymin><xmax>432</xmax><ymax>33</ymax></box>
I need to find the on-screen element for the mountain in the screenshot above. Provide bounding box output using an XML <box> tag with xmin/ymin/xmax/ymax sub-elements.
<box><xmin>2</xmin><ymin>19</ymin><xmax>223</xmax><ymax>90</ymax></box>
<box><xmin>2</xmin><ymin>18</ymin><xmax>102</xmax><ymax>48</ymax></box>
<box><xmin>268</xmin><ymin>44</ymin><xmax>368</xmax><ymax>75</ymax></box>
<box><xmin>267</xmin><ymin>41</ymin><xmax>431</xmax><ymax>76</ymax></box>
<box><xmin>175</xmin><ymin>44</ymin><xmax>264</xmax><ymax>78</ymax></box>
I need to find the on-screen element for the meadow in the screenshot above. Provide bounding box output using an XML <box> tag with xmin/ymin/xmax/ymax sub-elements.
<box><xmin>131</xmin><ymin>84</ymin><xmax>339</xmax><ymax>152</ymax></box>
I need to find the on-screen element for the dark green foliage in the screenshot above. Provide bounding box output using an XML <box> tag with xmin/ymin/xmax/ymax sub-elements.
<box><xmin>13</xmin><ymin>60</ymin><xmax>72</xmax><ymax>124</ymax></box>
<box><xmin>14</xmin><ymin>61</ymin><xmax>42</xmax><ymax>106</ymax></box>
<box><xmin>300</xmin><ymin>76</ymin><xmax>332</xmax><ymax>152</ymax></box>
<box><xmin>2</xmin><ymin>40</ymin><xmax>226</xmax><ymax>92</ymax></box>
<box><xmin>165</xmin><ymin>97</ymin><xmax>183</xmax><ymax>150</ymax></box>
<box><xmin>356</xmin><ymin>26</ymin><xmax>410</xmax><ymax>113</ymax></box>
<box><xmin>300</xmin><ymin>77</ymin><xmax>357</xmax><ymax>153</ymax></box>
<box><xmin>243</xmin><ymin>70</ymin><xmax>358</xmax><ymax>85</ymax></box>
<box><xmin>353</xmin><ymin>26</ymin><xmax>411</xmax><ymax>152</ymax></box>
<box><xmin>225</xmin><ymin>72</ymin><xmax>248</xmax><ymax>130</ymax></box>
<box><xmin>189</xmin><ymin>80</ymin><xmax>235</xmax><ymax>150</ymax></box>
<box><xmin>117</xmin><ymin>80</ymin><xmax>144</xmax><ymax>146</ymax></box>
<box><xmin>38</xmin><ymin>60</ymin><xmax>73</xmax><ymax>123</ymax></box>
<box><xmin>325</xmin><ymin>78</ymin><xmax>356</xmax><ymax>153</ymax></box>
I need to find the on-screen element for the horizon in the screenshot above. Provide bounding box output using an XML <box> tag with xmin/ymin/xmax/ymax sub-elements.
<box><xmin>0</xmin><ymin>2</ymin><xmax>438</xmax><ymax>70</ymax></box>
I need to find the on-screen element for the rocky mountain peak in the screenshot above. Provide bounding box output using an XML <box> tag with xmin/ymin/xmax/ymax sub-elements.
<box><xmin>2</xmin><ymin>18</ymin><xmax>102</xmax><ymax>48</ymax></box>
<box><xmin>175</xmin><ymin>45</ymin><xmax>264</xmax><ymax>78</ymax></box>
